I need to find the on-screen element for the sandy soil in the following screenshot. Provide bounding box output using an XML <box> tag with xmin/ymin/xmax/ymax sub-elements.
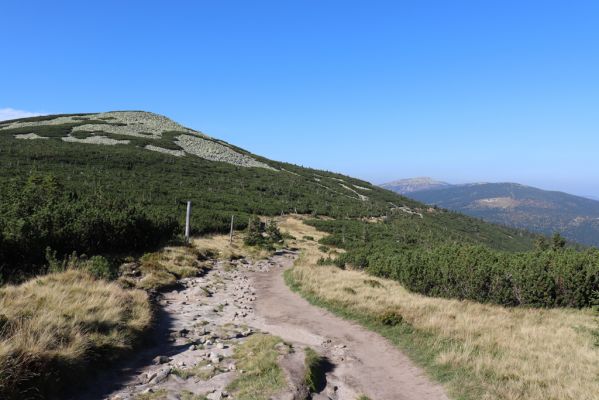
<box><xmin>250</xmin><ymin>251</ymin><xmax>449</xmax><ymax>400</ymax></box>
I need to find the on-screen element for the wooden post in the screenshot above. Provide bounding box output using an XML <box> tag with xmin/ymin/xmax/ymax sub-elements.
<box><xmin>229</xmin><ymin>215</ymin><xmax>235</xmax><ymax>244</ymax></box>
<box><xmin>185</xmin><ymin>200</ymin><xmax>192</xmax><ymax>242</ymax></box>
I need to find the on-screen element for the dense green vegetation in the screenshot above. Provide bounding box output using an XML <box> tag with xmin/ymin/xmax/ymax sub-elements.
<box><xmin>311</xmin><ymin>211</ymin><xmax>535</xmax><ymax>255</ymax></box>
<box><xmin>244</xmin><ymin>216</ymin><xmax>283</xmax><ymax>250</ymax></box>
<box><xmin>0</xmin><ymin>113</ymin><xmax>413</xmax><ymax>281</ymax></box>
<box><xmin>4</xmin><ymin>112</ymin><xmax>595</xmax><ymax>309</ymax></box>
<box><xmin>309</xmin><ymin>217</ymin><xmax>599</xmax><ymax>308</ymax></box>
<box><xmin>0</xmin><ymin>174</ymin><xmax>175</xmax><ymax>282</ymax></box>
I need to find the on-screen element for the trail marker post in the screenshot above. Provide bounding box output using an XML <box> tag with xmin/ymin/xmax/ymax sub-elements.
<box><xmin>229</xmin><ymin>215</ymin><xmax>235</xmax><ymax>244</ymax></box>
<box><xmin>185</xmin><ymin>200</ymin><xmax>192</xmax><ymax>243</ymax></box>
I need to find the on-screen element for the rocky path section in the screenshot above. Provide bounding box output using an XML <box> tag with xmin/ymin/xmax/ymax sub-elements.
<box><xmin>83</xmin><ymin>255</ymin><xmax>308</xmax><ymax>400</ymax></box>
<box><xmin>84</xmin><ymin>249</ymin><xmax>447</xmax><ymax>400</ymax></box>
<box><xmin>75</xmin><ymin>260</ymin><xmax>246</xmax><ymax>399</ymax></box>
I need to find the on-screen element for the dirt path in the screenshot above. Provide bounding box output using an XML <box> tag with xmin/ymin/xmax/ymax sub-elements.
<box><xmin>79</xmin><ymin>249</ymin><xmax>448</xmax><ymax>400</ymax></box>
<box><xmin>250</xmin><ymin>251</ymin><xmax>449</xmax><ymax>400</ymax></box>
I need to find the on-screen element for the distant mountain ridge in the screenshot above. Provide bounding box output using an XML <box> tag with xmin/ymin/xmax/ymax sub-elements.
<box><xmin>380</xmin><ymin>177</ymin><xmax>452</xmax><ymax>194</ymax></box>
<box><xmin>381</xmin><ymin>178</ymin><xmax>599</xmax><ymax>247</ymax></box>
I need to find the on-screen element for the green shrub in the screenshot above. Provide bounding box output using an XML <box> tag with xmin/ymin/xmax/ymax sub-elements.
<box><xmin>244</xmin><ymin>217</ymin><xmax>283</xmax><ymax>251</ymax></box>
<box><xmin>317</xmin><ymin>257</ymin><xmax>335</xmax><ymax>266</ymax></box>
<box><xmin>86</xmin><ymin>256</ymin><xmax>115</xmax><ymax>280</ymax></box>
<box><xmin>318</xmin><ymin>245</ymin><xmax>330</xmax><ymax>253</ymax></box>
<box><xmin>312</xmin><ymin>219</ymin><xmax>599</xmax><ymax>308</ymax></box>
<box><xmin>380</xmin><ymin>311</ymin><xmax>403</xmax><ymax>326</ymax></box>
<box><xmin>0</xmin><ymin>174</ymin><xmax>177</xmax><ymax>282</ymax></box>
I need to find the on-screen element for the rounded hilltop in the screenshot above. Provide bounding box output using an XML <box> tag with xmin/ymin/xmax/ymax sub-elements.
<box><xmin>1</xmin><ymin>110</ymin><xmax>275</xmax><ymax>169</ymax></box>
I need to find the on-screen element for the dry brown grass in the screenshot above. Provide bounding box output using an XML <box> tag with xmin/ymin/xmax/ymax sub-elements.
<box><xmin>192</xmin><ymin>230</ymin><xmax>271</xmax><ymax>262</ymax></box>
<box><xmin>136</xmin><ymin>245</ymin><xmax>211</xmax><ymax>290</ymax></box>
<box><xmin>0</xmin><ymin>270</ymin><xmax>151</xmax><ymax>398</ymax></box>
<box><xmin>282</xmin><ymin>216</ymin><xmax>599</xmax><ymax>400</ymax></box>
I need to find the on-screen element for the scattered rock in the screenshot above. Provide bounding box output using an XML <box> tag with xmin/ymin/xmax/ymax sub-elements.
<box><xmin>150</xmin><ymin>367</ymin><xmax>171</xmax><ymax>384</ymax></box>
<box><xmin>207</xmin><ymin>390</ymin><xmax>223</xmax><ymax>400</ymax></box>
<box><xmin>153</xmin><ymin>355</ymin><xmax>170</xmax><ymax>365</ymax></box>
<box><xmin>209</xmin><ymin>352</ymin><xmax>221</xmax><ymax>364</ymax></box>
<box><xmin>142</xmin><ymin>371</ymin><xmax>157</xmax><ymax>384</ymax></box>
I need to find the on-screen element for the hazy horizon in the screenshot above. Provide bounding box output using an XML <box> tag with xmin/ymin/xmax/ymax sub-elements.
<box><xmin>374</xmin><ymin>175</ymin><xmax>599</xmax><ymax>200</ymax></box>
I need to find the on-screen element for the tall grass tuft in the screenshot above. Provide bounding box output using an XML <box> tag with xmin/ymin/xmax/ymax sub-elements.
<box><xmin>0</xmin><ymin>270</ymin><xmax>151</xmax><ymax>399</ymax></box>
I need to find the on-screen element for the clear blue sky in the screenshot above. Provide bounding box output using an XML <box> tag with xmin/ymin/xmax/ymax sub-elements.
<box><xmin>2</xmin><ymin>1</ymin><xmax>598</xmax><ymax>197</ymax></box>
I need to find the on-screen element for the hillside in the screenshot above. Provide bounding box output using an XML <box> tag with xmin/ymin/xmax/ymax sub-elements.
<box><xmin>399</xmin><ymin>182</ymin><xmax>599</xmax><ymax>247</ymax></box>
<box><xmin>0</xmin><ymin>111</ymin><xmax>535</xmax><ymax>281</ymax></box>
<box><xmin>1</xmin><ymin>112</ymin><xmax>597</xmax><ymax>400</ymax></box>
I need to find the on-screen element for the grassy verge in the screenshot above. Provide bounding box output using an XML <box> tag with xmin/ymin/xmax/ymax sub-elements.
<box><xmin>0</xmin><ymin>270</ymin><xmax>152</xmax><ymax>399</ymax></box>
<box><xmin>285</xmin><ymin>269</ymin><xmax>478</xmax><ymax>399</ymax></box>
<box><xmin>279</xmin><ymin>216</ymin><xmax>599</xmax><ymax>400</ymax></box>
<box><xmin>226</xmin><ymin>333</ymin><xmax>288</xmax><ymax>400</ymax></box>
<box><xmin>172</xmin><ymin>359</ymin><xmax>227</xmax><ymax>381</ymax></box>
<box><xmin>192</xmin><ymin>229</ymin><xmax>275</xmax><ymax>263</ymax></box>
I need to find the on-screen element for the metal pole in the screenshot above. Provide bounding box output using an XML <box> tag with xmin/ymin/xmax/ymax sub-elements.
<box><xmin>229</xmin><ymin>215</ymin><xmax>235</xmax><ymax>244</ymax></box>
<box><xmin>185</xmin><ymin>200</ymin><xmax>192</xmax><ymax>242</ymax></box>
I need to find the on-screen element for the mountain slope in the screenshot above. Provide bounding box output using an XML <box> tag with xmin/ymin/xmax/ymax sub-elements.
<box><xmin>0</xmin><ymin>111</ymin><xmax>535</xmax><ymax>280</ymax></box>
<box><xmin>403</xmin><ymin>182</ymin><xmax>599</xmax><ymax>246</ymax></box>
<box><xmin>0</xmin><ymin>111</ymin><xmax>413</xmax><ymax>220</ymax></box>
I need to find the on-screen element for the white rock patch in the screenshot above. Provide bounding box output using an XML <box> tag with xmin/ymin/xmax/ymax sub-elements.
<box><xmin>3</xmin><ymin>111</ymin><xmax>275</xmax><ymax>170</ymax></box>
<box><xmin>176</xmin><ymin>135</ymin><xmax>275</xmax><ymax>170</ymax></box>
<box><xmin>1</xmin><ymin>111</ymin><xmax>199</xmax><ymax>138</ymax></box>
<box><xmin>353</xmin><ymin>185</ymin><xmax>372</xmax><ymax>191</ymax></box>
<box><xmin>340</xmin><ymin>184</ymin><xmax>369</xmax><ymax>201</ymax></box>
<box><xmin>62</xmin><ymin>135</ymin><xmax>130</xmax><ymax>145</ymax></box>
<box><xmin>72</xmin><ymin>111</ymin><xmax>199</xmax><ymax>138</ymax></box>
<box><xmin>145</xmin><ymin>145</ymin><xmax>185</xmax><ymax>157</ymax></box>
<box><xmin>15</xmin><ymin>133</ymin><xmax>48</xmax><ymax>140</ymax></box>
<box><xmin>1</xmin><ymin>116</ymin><xmax>86</xmax><ymax>130</ymax></box>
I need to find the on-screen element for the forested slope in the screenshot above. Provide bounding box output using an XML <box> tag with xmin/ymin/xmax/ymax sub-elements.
<box><xmin>0</xmin><ymin>111</ymin><xmax>535</xmax><ymax>282</ymax></box>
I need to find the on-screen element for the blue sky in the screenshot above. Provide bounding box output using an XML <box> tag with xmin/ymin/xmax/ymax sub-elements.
<box><xmin>2</xmin><ymin>1</ymin><xmax>599</xmax><ymax>196</ymax></box>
